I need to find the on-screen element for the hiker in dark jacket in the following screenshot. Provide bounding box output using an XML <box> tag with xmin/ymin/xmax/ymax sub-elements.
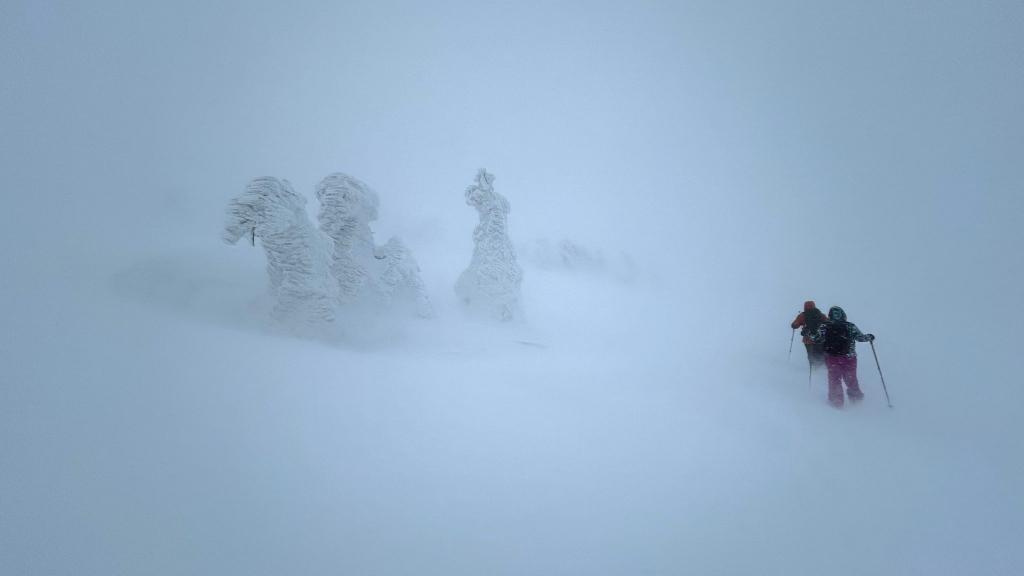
<box><xmin>811</xmin><ymin>306</ymin><xmax>875</xmax><ymax>408</ymax></box>
<box><xmin>791</xmin><ymin>300</ymin><xmax>827</xmax><ymax>368</ymax></box>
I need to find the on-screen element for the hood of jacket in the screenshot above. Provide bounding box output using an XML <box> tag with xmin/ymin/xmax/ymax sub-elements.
<box><xmin>828</xmin><ymin>306</ymin><xmax>847</xmax><ymax>322</ymax></box>
<box><xmin>804</xmin><ymin>300</ymin><xmax>817</xmax><ymax>311</ymax></box>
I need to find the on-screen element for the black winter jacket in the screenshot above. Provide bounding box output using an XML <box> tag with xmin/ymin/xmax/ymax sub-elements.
<box><xmin>811</xmin><ymin>306</ymin><xmax>872</xmax><ymax>357</ymax></box>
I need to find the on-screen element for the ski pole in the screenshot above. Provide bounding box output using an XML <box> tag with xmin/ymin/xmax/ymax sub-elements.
<box><xmin>808</xmin><ymin>361</ymin><xmax>812</xmax><ymax>389</ymax></box>
<box><xmin>788</xmin><ymin>329</ymin><xmax>795</xmax><ymax>360</ymax></box>
<box><xmin>869</xmin><ymin>340</ymin><xmax>893</xmax><ymax>408</ymax></box>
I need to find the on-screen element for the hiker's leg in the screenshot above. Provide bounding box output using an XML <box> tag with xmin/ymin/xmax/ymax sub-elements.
<box><xmin>825</xmin><ymin>355</ymin><xmax>844</xmax><ymax>408</ymax></box>
<box><xmin>845</xmin><ymin>356</ymin><xmax>864</xmax><ymax>402</ymax></box>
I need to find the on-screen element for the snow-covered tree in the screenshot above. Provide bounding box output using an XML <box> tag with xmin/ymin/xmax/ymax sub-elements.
<box><xmin>315</xmin><ymin>173</ymin><xmax>379</xmax><ymax>304</ymax></box>
<box><xmin>517</xmin><ymin>238</ymin><xmax>637</xmax><ymax>281</ymax></box>
<box><xmin>316</xmin><ymin>172</ymin><xmax>432</xmax><ymax>315</ymax></box>
<box><xmin>375</xmin><ymin>237</ymin><xmax>434</xmax><ymax>318</ymax></box>
<box><xmin>223</xmin><ymin>177</ymin><xmax>337</xmax><ymax>326</ymax></box>
<box><xmin>455</xmin><ymin>169</ymin><xmax>523</xmax><ymax>320</ymax></box>
<box><xmin>519</xmin><ymin>238</ymin><xmax>605</xmax><ymax>271</ymax></box>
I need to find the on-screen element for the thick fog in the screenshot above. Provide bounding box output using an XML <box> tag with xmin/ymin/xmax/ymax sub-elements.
<box><xmin>2</xmin><ymin>2</ymin><xmax>1022</xmax><ymax>575</ymax></box>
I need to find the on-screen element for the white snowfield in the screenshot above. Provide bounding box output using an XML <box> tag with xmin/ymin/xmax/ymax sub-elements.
<box><xmin>5</xmin><ymin>247</ymin><xmax>1021</xmax><ymax>576</ymax></box>
<box><xmin>455</xmin><ymin>169</ymin><xmax>524</xmax><ymax>321</ymax></box>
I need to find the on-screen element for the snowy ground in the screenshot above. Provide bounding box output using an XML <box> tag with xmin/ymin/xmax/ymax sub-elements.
<box><xmin>3</xmin><ymin>234</ymin><xmax>1021</xmax><ymax>576</ymax></box>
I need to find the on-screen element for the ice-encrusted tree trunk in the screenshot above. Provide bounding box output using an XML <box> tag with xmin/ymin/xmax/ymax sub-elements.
<box><xmin>316</xmin><ymin>172</ymin><xmax>433</xmax><ymax>315</ymax></box>
<box><xmin>455</xmin><ymin>169</ymin><xmax>523</xmax><ymax>320</ymax></box>
<box><xmin>223</xmin><ymin>177</ymin><xmax>337</xmax><ymax>326</ymax></box>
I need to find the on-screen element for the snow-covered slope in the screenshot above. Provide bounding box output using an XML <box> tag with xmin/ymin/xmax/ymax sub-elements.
<box><xmin>2</xmin><ymin>232</ymin><xmax>1020</xmax><ymax>575</ymax></box>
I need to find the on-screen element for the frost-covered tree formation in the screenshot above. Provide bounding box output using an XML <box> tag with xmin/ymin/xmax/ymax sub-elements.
<box><xmin>518</xmin><ymin>238</ymin><xmax>639</xmax><ymax>281</ymax></box>
<box><xmin>519</xmin><ymin>238</ymin><xmax>605</xmax><ymax>272</ymax></box>
<box><xmin>314</xmin><ymin>173</ymin><xmax>379</xmax><ymax>304</ymax></box>
<box><xmin>375</xmin><ymin>237</ymin><xmax>434</xmax><ymax>318</ymax></box>
<box><xmin>455</xmin><ymin>169</ymin><xmax>523</xmax><ymax>320</ymax></box>
<box><xmin>223</xmin><ymin>177</ymin><xmax>337</xmax><ymax>326</ymax></box>
<box><xmin>315</xmin><ymin>172</ymin><xmax>432</xmax><ymax>316</ymax></box>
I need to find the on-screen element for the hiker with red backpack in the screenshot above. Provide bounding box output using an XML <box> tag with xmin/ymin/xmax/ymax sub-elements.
<box><xmin>811</xmin><ymin>306</ymin><xmax>875</xmax><ymax>408</ymax></box>
<box><xmin>791</xmin><ymin>301</ymin><xmax>827</xmax><ymax>368</ymax></box>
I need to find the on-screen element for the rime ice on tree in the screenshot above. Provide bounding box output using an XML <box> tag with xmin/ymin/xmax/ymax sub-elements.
<box><xmin>315</xmin><ymin>173</ymin><xmax>379</xmax><ymax>304</ymax></box>
<box><xmin>455</xmin><ymin>169</ymin><xmax>523</xmax><ymax>320</ymax></box>
<box><xmin>316</xmin><ymin>172</ymin><xmax>433</xmax><ymax>316</ymax></box>
<box><xmin>223</xmin><ymin>177</ymin><xmax>337</xmax><ymax>326</ymax></box>
<box><xmin>375</xmin><ymin>237</ymin><xmax>434</xmax><ymax>318</ymax></box>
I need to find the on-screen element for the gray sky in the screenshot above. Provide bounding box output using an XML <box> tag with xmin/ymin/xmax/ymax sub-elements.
<box><xmin>2</xmin><ymin>0</ymin><xmax>1022</xmax><ymax>304</ymax></box>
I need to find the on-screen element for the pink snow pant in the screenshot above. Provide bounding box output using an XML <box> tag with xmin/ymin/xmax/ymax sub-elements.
<box><xmin>825</xmin><ymin>354</ymin><xmax>864</xmax><ymax>408</ymax></box>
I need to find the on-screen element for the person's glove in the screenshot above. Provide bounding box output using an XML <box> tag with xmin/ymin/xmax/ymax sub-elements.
<box><xmin>866</xmin><ymin>334</ymin><xmax>875</xmax><ymax>341</ymax></box>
